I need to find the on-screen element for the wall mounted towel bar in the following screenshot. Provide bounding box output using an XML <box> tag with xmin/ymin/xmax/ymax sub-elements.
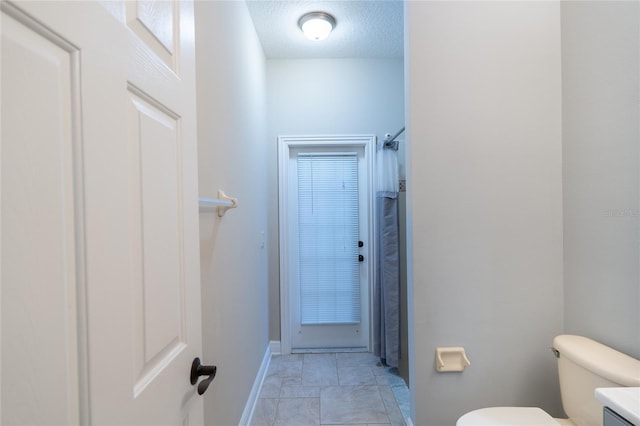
<box><xmin>199</xmin><ymin>190</ymin><xmax>238</xmax><ymax>217</ymax></box>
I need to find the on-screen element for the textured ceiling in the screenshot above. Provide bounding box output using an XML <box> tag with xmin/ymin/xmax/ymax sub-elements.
<box><xmin>245</xmin><ymin>0</ymin><xmax>404</xmax><ymax>59</ymax></box>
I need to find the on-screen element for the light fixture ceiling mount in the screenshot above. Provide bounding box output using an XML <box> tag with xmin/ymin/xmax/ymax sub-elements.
<box><xmin>298</xmin><ymin>11</ymin><xmax>336</xmax><ymax>41</ymax></box>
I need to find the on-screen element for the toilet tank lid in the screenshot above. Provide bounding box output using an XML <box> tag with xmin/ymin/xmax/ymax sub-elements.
<box><xmin>553</xmin><ymin>335</ymin><xmax>640</xmax><ymax>387</ymax></box>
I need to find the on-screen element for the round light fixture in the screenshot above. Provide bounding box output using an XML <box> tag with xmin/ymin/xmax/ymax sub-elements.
<box><xmin>298</xmin><ymin>12</ymin><xmax>336</xmax><ymax>41</ymax></box>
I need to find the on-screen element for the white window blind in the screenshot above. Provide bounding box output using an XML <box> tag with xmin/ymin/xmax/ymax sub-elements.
<box><xmin>297</xmin><ymin>153</ymin><xmax>360</xmax><ymax>325</ymax></box>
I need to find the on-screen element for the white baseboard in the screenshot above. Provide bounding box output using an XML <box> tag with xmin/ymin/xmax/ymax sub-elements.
<box><xmin>238</xmin><ymin>345</ymin><xmax>271</xmax><ymax>426</ymax></box>
<box><xmin>269</xmin><ymin>340</ymin><xmax>281</xmax><ymax>355</ymax></box>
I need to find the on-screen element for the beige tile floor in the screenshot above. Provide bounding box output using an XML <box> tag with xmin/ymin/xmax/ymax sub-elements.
<box><xmin>250</xmin><ymin>352</ymin><xmax>409</xmax><ymax>426</ymax></box>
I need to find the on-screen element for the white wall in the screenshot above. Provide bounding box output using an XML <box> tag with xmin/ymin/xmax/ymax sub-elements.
<box><xmin>405</xmin><ymin>2</ymin><xmax>564</xmax><ymax>424</ymax></box>
<box><xmin>561</xmin><ymin>1</ymin><xmax>640</xmax><ymax>359</ymax></box>
<box><xmin>266</xmin><ymin>58</ymin><xmax>405</xmax><ymax>343</ymax></box>
<box><xmin>194</xmin><ymin>2</ymin><xmax>269</xmax><ymax>424</ymax></box>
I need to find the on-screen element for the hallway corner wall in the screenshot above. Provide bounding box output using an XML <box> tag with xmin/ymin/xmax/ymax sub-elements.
<box><xmin>405</xmin><ymin>2</ymin><xmax>564</xmax><ymax>424</ymax></box>
<box><xmin>194</xmin><ymin>2</ymin><xmax>269</xmax><ymax>424</ymax></box>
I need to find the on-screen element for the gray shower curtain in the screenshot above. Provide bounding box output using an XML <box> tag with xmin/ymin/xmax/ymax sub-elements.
<box><xmin>372</xmin><ymin>141</ymin><xmax>401</xmax><ymax>368</ymax></box>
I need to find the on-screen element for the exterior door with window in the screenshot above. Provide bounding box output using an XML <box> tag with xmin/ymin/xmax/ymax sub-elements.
<box><xmin>279</xmin><ymin>136</ymin><xmax>374</xmax><ymax>352</ymax></box>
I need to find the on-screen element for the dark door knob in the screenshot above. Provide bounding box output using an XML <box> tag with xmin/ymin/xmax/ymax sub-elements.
<box><xmin>358</xmin><ymin>254</ymin><xmax>364</xmax><ymax>262</ymax></box>
<box><xmin>190</xmin><ymin>357</ymin><xmax>217</xmax><ymax>395</ymax></box>
<box><xmin>358</xmin><ymin>241</ymin><xmax>364</xmax><ymax>247</ymax></box>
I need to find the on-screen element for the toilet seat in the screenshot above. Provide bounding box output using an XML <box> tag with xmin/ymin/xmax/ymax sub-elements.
<box><xmin>456</xmin><ymin>407</ymin><xmax>561</xmax><ymax>426</ymax></box>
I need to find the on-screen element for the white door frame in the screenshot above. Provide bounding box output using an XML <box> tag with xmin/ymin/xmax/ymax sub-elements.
<box><xmin>278</xmin><ymin>135</ymin><xmax>376</xmax><ymax>355</ymax></box>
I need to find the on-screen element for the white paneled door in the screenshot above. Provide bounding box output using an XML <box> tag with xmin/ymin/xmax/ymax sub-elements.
<box><xmin>1</xmin><ymin>1</ymin><xmax>204</xmax><ymax>424</ymax></box>
<box><xmin>278</xmin><ymin>136</ymin><xmax>375</xmax><ymax>353</ymax></box>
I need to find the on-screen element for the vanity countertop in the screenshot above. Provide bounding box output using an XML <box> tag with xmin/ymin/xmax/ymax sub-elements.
<box><xmin>595</xmin><ymin>387</ymin><xmax>640</xmax><ymax>426</ymax></box>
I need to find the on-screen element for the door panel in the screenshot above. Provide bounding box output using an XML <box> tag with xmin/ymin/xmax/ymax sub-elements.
<box><xmin>1</xmin><ymin>1</ymin><xmax>203</xmax><ymax>424</ymax></box>
<box><xmin>1</xmin><ymin>7</ymin><xmax>81</xmax><ymax>424</ymax></box>
<box><xmin>291</xmin><ymin>147</ymin><xmax>368</xmax><ymax>350</ymax></box>
<box><xmin>129</xmin><ymin>87</ymin><xmax>187</xmax><ymax>397</ymax></box>
<box><xmin>126</xmin><ymin>0</ymin><xmax>177</xmax><ymax>70</ymax></box>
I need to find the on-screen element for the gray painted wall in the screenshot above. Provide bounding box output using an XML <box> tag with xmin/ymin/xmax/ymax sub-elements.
<box><xmin>195</xmin><ymin>2</ymin><xmax>270</xmax><ymax>424</ymax></box>
<box><xmin>561</xmin><ymin>1</ymin><xmax>640</xmax><ymax>360</ymax></box>
<box><xmin>405</xmin><ymin>2</ymin><xmax>565</xmax><ymax>424</ymax></box>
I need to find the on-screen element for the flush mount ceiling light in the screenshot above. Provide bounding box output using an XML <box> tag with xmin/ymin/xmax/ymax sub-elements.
<box><xmin>298</xmin><ymin>11</ymin><xmax>336</xmax><ymax>41</ymax></box>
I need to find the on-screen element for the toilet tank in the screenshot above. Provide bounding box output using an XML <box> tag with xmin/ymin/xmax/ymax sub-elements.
<box><xmin>553</xmin><ymin>335</ymin><xmax>640</xmax><ymax>426</ymax></box>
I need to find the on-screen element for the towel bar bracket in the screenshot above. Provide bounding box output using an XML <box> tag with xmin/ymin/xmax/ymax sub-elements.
<box><xmin>198</xmin><ymin>189</ymin><xmax>238</xmax><ymax>217</ymax></box>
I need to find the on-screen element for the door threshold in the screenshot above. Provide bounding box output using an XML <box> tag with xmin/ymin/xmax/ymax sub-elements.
<box><xmin>292</xmin><ymin>347</ymin><xmax>368</xmax><ymax>354</ymax></box>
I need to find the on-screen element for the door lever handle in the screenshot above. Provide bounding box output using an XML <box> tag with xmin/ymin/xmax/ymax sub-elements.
<box><xmin>190</xmin><ymin>357</ymin><xmax>217</xmax><ymax>395</ymax></box>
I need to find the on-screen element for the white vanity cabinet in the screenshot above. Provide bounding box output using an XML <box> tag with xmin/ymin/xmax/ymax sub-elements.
<box><xmin>605</xmin><ymin>407</ymin><xmax>635</xmax><ymax>426</ymax></box>
<box><xmin>596</xmin><ymin>388</ymin><xmax>640</xmax><ymax>426</ymax></box>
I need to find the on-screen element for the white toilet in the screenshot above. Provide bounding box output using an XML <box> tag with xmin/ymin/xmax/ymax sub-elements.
<box><xmin>457</xmin><ymin>335</ymin><xmax>640</xmax><ymax>426</ymax></box>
